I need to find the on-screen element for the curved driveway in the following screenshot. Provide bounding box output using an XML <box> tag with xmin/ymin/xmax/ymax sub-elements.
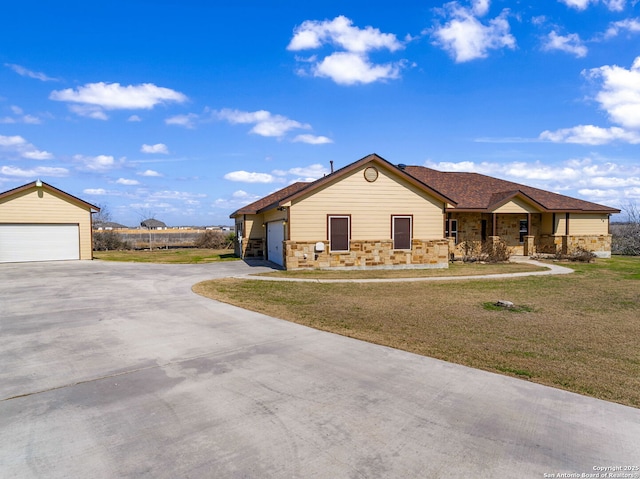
<box><xmin>1</xmin><ymin>260</ymin><xmax>638</xmax><ymax>478</ymax></box>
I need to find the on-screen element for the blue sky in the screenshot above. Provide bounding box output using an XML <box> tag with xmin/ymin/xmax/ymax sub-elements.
<box><xmin>1</xmin><ymin>0</ymin><xmax>639</xmax><ymax>226</ymax></box>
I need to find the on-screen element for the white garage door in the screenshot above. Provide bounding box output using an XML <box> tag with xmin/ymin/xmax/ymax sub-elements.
<box><xmin>266</xmin><ymin>221</ymin><xmax>285</xmax><ymax>267</ymax></box>
<box><xmin>0</xmin><ymin>224</ymin><xmax>80</xmax><ymax>263</ymax></box>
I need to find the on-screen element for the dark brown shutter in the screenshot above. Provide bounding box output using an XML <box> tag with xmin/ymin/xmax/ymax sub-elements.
<box><xmin>330</xmin><ymin>217</ymin><xmax>349</xmax><ymax>251</ymax></box>
<box><xmin>393</xmin><ymin>217</ymin><xmax>411</xmax><ymax>249</ymax></box>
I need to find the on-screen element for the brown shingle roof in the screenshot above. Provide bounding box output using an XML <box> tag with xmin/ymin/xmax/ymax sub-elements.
<box><xmin>404</xmin><ymin>167</ymin><xmax>619</xmax><ymax>213</ymax></box>
<box><xmin>230</xmin><ymin>182</ymin><xmax>310</xmax><ymax>216</ymax></box>
<box><xmin>229</xmin><ymin>157</ymin><xmax>619</xmax><ymax>218</ymax></box>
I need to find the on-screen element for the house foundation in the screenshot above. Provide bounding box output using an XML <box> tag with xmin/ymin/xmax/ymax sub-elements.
<box><xmin>284</xmin><ymin>239</ymin><xmax>449</xmax><ymax>270</ymax></box>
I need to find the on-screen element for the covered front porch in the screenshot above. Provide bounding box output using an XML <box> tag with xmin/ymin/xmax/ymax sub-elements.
<box><xmin>445</xmin><ymin>211</ymin><xmax>613</xmax><ymax>258</ymax></box>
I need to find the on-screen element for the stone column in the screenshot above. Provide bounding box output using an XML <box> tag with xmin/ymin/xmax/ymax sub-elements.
<box><xmin>524</xmin><ymin>235</ymin><xmax>535</xmax><ymax>256</ymax></box>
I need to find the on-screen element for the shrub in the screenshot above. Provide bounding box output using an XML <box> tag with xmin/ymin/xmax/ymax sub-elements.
<box><xmin>554</xmin><ymin>247</ymin><xmax>596</xmax><ymax>263</ymax></box>
<box><xmin>93</xmin><ymin>231</ymin><xmax>130</xmax><ymax>251</ymax></box>
<box><xmin>612</xmin><ymin>223</ymin><xmax>640</xmax><ymax>256</ymax></box>
<box><xmin>194</xmin><ymin>230</ymin><xmax>233</xmax><ymax>249</ymax></box>
<box><xmin>459</xmin><ymin>239</ymin><xmax>511</xmax><ymax>263</ymax></box>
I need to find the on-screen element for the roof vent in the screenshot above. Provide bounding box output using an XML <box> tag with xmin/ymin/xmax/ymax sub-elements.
<box><xmin>397</xmin><ymin>163</ymin><xmax>407</xmax><ymax>170</ymax></box>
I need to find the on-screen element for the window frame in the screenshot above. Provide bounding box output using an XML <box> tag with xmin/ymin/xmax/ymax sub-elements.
<box><xmin>445</xmin><ymin>219</ymin><xmax>458</xmax><ymax>244</ymax></box>
<box><xmin>327</xmin><ymin>215</ymin><xmax>351</xmax><ymax>252</ymax></box>
<box><xmin>392</xmin><ymin>215</ymin><xmax>413</xmax><ymax>250</ymax></box>
<box><xmin>519</xmin><ymin>219</ymin><xmax>528</xmax><ymax>243</ymax></box>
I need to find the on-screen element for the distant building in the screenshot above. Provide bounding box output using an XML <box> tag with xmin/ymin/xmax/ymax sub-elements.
<box><xmin>141</xmin><ymin>219</ymin><xmax>167</xmax><ymax>230</ymax></box>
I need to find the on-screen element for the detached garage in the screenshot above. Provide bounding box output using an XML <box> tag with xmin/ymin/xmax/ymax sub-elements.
<box><xmin>0</xmin><ymin>181</ymin><xmax>99</xmax><ymax>263</ymax></box>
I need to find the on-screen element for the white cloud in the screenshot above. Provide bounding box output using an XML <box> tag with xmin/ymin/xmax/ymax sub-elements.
<box><xmin>0</xmin><ymin>135</ymin><xmax>27</xmax><ymax>147</ymax></box>
<box><xmin>538</xmin><ymin>57</ymin><xmax>640</xmax><ymax>145</ymax></box>
<box><xmin>5</xmin><ymin>63</ymin><xmax>58</xmax><ymax>81</ymax></box>
<box><xmin>542</xmin><ymin>31</ymin><xmax>588</xmax><ymax>57</ymax></box>
<box><xmin>138</xmin><ymin>169</ymin><xmax>162</xmax><ymax>177</ymax></box>
<box><xmin>558</xmin><ymin>0</ymin><xmax>593</xmax><ymax>9</ymax></box>
<box><xmin>0</xmin><ymin>165</ymin><xmax>68</xmax><ymax>177</ymax></box>
<box><xmin>286</xmin><ymin>164</ymin><xmax>330</xmax><ymax>180</ymax></box>
<box><xmin>116</xmin><ymin>178</ymin><xmax>140</xmax><ymax>185</ymax></box>
<box><xmin>69</xmin><ymin>104</ymin><xmax>109</xmax><ymax>120</ymax></box>
<box><xmin>74</xmin><ymin>154</ymin><xmax>119</xmax><ymax>171</ymax></box>
<box><xmin>585</xmin><ymin>56</ymin><xmax>640</xmax><ymax>130</ymax></box>
<box><xmin>165</xmin><ymin>113</ymin><xmax>198</xmax><ymax>128</ymax></box>
<box><xmin>292</xmin><ymin>134</ymin><xmax>333</xmax><ymax>144</ymax></box>
<box><xmin>605</xmin><ymin>0</ymin><xmax>627</xmax><ymax>10</ymax></box>
<box><xmin>226</xmin><ymin>163</ymin><xmax>329</xmax><ymax>185</ymax></box>
<box><xmin>224</xmin><ymin>170</ymin><xmax>279</xmax><ymax>183</ymax></box>
<box><xmin>141</xmin><ymin>143</ymin><xmax>169</xmax><ymax>154</ymax></box>
<box><xmin>83</xmin><ymin>188</ymin><xmax>108</xmax><ymax>195</ymax></box>
<box><xmin>539</xmin><ymin>125</ymin><xmax>640</xmax><ymax>144</ymax></box>
<box><xmin>287</xmin><ymin>15</ymin><xmax>403</xmax><ymax>53</ymax></box>
<box><xmin>472</xmin><ymin>0</ymin><xmax>490</xmax><ymax>16</ymax></box>
<box><xmin>149</xmin><ymin>190</ymin><xmax>206</xmax><ymax>201</ymax></box>
<box><xmin>50</xmin><ymin>82</ymin><xmax>187</xmax><ymax>119</ymax></box>
<box><xmin>313</xmin><ymin>52</ymin><xmax>404</xmax><ymax>85</ymax></box>
<box><xmin>22</xmin><ymin>150</ymin><xmax>54</xmax><ymax>160</ymax></box>
<box><xmin>0</xmin><ymin>105</ymin><xmax>42</xmax><ymax>124</ymax></box>
<box><xmin>559</xmin><ymin>0</ymin><xmax>628</xmax><ymax>10</ymax></box>
<box><xmin>128</xmin><ymin>115</ymin><xmax>142</xmax><ymax>122</ymax></box>
<box><xmin>0</xmin><ymin>135</ymin><xmax>53</xmax><ymax>160</ymax></box>
<box><xmin>215</xmin><ymin>109</ymin><xmax>310</xmax><ymax>138</ymax></box>
<box><xmin>431</xmin><ymin>2</ymin><xmax>516</xmax><ymax>63</ymax></box>
<box><xmin>605</xmin><ymin>18</ymin><xmax>640</xmax><ymax>38</ymax></box>
<box><xmin>288</xmin><ymin>15</ymin><xmax>406</xmax><ymax>85</ymax></box>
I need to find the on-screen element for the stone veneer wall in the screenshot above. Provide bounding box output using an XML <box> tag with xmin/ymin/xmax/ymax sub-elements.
<box><xmin>567</xmin><ymin>235</ymin><xmax>612</xmax><ymax>258</ymax></box>
<box><xmin>284</xmin><ymin>239</ymin><xmax>449</xmax><ymax>270</ymax></box>
<box><xmin>535</xmin><ymin>234</ymin><xmax>612</xmax><ymax>257</ymax></box>
<box><xmin>240</xmin><ymin>237</ymin><xmax>264</xmax><ymax>259</ymax></box>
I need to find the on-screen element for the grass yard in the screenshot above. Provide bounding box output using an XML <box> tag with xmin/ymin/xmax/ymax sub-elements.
<box><xmin>193</xmin><ymin>256</ymin><xmax>640</xmax><ymax>408</ymax></box>
<box><xmin>94</xmin><ymin>248</ymin><xmax>237</xmax><ymax>263</ymax></box>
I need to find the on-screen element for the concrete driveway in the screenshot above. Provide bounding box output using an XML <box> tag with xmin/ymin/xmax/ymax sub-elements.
<box><xmin>1</xmin><ymin>260</ymin><xmax>639</xmax><ymax>478</ymax></box>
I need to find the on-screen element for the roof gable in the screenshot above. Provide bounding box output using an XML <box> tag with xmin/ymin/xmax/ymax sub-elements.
<box><xmin>282</xmin><ymin>154</ymin><xmax>455</xmax><ymax>207</ymax></box>
<box><xmin>230</xmin><ymin>182</ymin><xmax>310</xmax><ymax>217</ymax></box>
<box><xmin>0</xmin><ymin>181</ymin><xmax>100</xmax><ymax>212</ymax></box>
<box><xmin>230</xmin><ymin>154</ymin><xmax>456</xmax><ymax>218</ymax></box>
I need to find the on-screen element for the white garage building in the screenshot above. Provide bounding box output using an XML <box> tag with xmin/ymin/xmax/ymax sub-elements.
<box><xmin>0</xmin><ymin>181</ymin><xmax>99</xmax><ymax>263</ymax></box>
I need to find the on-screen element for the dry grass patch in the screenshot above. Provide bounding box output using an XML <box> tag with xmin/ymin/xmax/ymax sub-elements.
<box><xmin>94</xmin><ymin>248</ymin><xmax>237</xmax><ymax>263</ymax></box>
<box><xmin>194</xmin><ymin>257</ymin><xmax>640</xmax><ymax>408</ymax></box>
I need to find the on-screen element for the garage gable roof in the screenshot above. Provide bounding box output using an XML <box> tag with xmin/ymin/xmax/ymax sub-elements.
<box><xmin>0</xmin><ymin>181</ymin><xmax>100</xmax><ymax>212</ymax></box>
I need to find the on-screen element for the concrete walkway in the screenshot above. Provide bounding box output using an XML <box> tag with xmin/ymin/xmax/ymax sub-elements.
<box><xmin>1</xmin><ymin>260</ymin><xmax>638</xmax><ymax>479</ymax></box>
<box><xmin>241</xmin><ymin>257</ymin><xmax>575</xmax><ymax>283</ymax></box>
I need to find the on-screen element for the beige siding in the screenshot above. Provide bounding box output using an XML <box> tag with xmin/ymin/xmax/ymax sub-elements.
<box><xmin>493</xmin><ymin>197</ymin><xmax>541</xmax><ymax>214</ymax></box>
<box><xmin>541</xmin><ymin>213</ymin><xmax>553</xmax><ymax>235</ymax></box>
<box><xmin>244</xmin><ymin>214</ymin><xmax>264</xmax><ymax>240</ymax></box>
<box><xmin>263</xmin><ymin>209</ymin><xmax>286</xmax><ymax>223</ymax></box>
<box><xmin>289</xmin><ymin>163</ymin><xmax>444</xmax><ymax>241</ymax></box>
<box><xmin>0</xmin><ymin>187</ymin><xmax>93</xmax><ymax>260</ymax></box>
<box><xmin>569</xmin><ymin>213</ymin><xmax>609</xmax><ymax>235</ymax></box>
<box><xmin>556</xmin><ymin>214</ymin><xmax>567</xmax><ymax>235</ymax></box>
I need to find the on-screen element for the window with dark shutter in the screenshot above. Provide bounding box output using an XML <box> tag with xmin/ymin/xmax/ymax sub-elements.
<box><xmin>329</xmin><ymin>216</ymin><xmax>350</xmax><ymax>252</ymax></box>
<box><xmin>393</xmin><ymin>216</ymin><xmax>412</xmax><ymax>250</ymax></box>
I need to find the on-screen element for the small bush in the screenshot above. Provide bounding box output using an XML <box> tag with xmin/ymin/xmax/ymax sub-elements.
<box><xmin>460</xmin><ymin>239</ymin><xmax>511</xmax><ymax>263</ymax></box>
<box><xmin>194</xmin><ymin>230</ymin><xmax>234</xmax><ymax>249</ymax></box>
<box><xmin>554</xmin><ymin>247</ymin><xmax>596</xmax><ymax>263</ymax></box>
<box><xmin>93</xmin><ymin>231</ymin><xmax>131</xmax><ymax>251</ymax></box>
